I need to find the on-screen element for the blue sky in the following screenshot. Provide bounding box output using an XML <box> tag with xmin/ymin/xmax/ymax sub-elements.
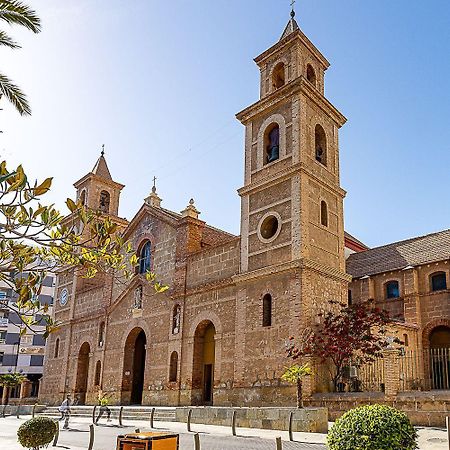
<box><xmin>1</xmin><ymin>0</ymin><xmax>449</xmax><ymax>248</ymax></box>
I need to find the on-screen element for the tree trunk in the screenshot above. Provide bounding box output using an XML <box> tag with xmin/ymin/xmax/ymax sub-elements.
<box><xmin>296</xmin><ymin>379</ymin><xmax>303</xmax><ymax>409</ymax></box>
<box><xmin>1</xmin><ymin>386</ymin><xmax>9</xmax><ymax>406</ymax></box>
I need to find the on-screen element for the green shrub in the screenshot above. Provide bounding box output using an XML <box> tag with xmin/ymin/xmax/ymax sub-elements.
<box><xmin>327</xmin><ymin>404</ymin><xmax>418</xmax><ymax>450</ymax></box>
<box><xmin>17</xmin><ymin>417</ymin><xmax>57</xmax><ymax>450</ymax></box>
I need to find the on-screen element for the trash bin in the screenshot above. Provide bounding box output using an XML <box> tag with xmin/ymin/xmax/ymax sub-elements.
<box><xmin>116</xmin><ymin>432</ymin><xmax>179</xmax><ymax>450</ymax></box>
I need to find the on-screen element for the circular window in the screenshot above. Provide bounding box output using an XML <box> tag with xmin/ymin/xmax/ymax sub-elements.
<box><xmin>258</xmin><ymin>213</ymin><xmax>282</xmax><ymax>243</ymax></box>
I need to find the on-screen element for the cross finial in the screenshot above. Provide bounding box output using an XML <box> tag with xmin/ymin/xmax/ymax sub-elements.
<box><xmin>101</xmin><ymin>144</ymin><xmax>105</xmax><ymax>156</ymax></box>
<box><xmin>290</xmin><ymin>0</ymin><xmax>296</xmax><ymax>18</ymax></box>
<box><xmin>152</xmin><ymin>176</ymin><xmax>157</xmax><ymax>193</ymax></box>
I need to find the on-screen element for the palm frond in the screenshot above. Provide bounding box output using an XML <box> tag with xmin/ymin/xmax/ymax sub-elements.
<box><xmin>0</xmin><ymin>71</ymin><xmax>31</xmax><ymax>115</ymax></box>
<box><xmin>0</xmin><ymin>29</ymin><xmax>19</xmax><ymax>48</ymax></box>
<box><xmin>0</xmin><ymin>0</ymin><xmax>41</xmax><ymax>33</ymax></box>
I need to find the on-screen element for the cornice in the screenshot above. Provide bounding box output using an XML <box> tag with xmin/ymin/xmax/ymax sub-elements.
<box><xmin>233</xmin><ymin>258</ymin><xmax>351</xmax><ymax>284</ymax></box>
<box><xmin>121</xmin><ymin>203</ymin><xmax>179</xmax><ymax>240</ymax></box>
<box><xmin>73</xmin><ymin>172</ymin><xmax>125</xmax><ymax>190</ymax></box>
<box><xmin>237</xmin><ymin>162</ymin><xmax>347</xmax><ymax>198</ymax></box>
<box><xmin>236</xmin><ymin>77</ymin><xmax>346</xmax><ymax>127</ymax></box>
<box><xmin>254</xmin><ymin>30</ymin><xmax>330</xmax><ymax>69</ymax></box>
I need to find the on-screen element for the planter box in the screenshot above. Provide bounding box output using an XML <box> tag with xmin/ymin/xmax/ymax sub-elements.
<box><xmin>175</xmin><ymin>406</ymin><xmax>328</xmax><ymax>433</ymax></box>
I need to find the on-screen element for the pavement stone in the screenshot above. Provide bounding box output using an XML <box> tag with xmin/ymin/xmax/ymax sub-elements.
<box><xmin>0</xmin><ymin>415</ymin><xmax>448</xmax><ymax>449</ymax></box>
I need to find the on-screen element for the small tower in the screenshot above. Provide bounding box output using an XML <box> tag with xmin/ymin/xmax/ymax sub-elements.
<box><xmin>73</xmin><ymin>147</ymin><xmax>124</xmax><ymax>217</ymax></box>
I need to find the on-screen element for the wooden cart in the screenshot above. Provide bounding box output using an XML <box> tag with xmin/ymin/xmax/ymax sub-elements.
<box><xmin>116</xmin><ymin>432</ymin><xmax>179</xmax><ymax>450</ymax></box>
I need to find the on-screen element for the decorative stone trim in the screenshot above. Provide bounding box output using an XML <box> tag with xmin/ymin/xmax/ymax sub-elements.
<box><xmin>256</xmin><ymin>211</ymin><xmax>283</xmax><ymax>244</ymax></box>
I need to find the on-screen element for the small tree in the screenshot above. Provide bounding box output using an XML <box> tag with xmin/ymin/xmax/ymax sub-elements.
<box><xmin>286</xmin><ymin>300</ymin><xmax>401</xmax><ymax>392</ymax></box>
<box><xmin>281</xmin><ymin>363</ymin><xmax>312</xmax><ymax>408</ymax></box>
<box><xmin>18</xmin><ymin>417</ymin><xmax>57</xmax><ymax>450</ymax></box>
<box><xmin>0</xmin><ymin>372</ymin><xmax>26</xmax><ymax>405</ymax></box>
<box><xmin>0</xmin><ymin>161</ymin><xmax>168</xmax><ymax>337</ymax></box>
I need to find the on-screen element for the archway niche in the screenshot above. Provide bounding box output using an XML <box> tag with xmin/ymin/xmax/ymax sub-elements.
<box><xmin>191</xmin><ymin>321</ymin><xmax>216</xmax><ymax>406</ymax></box>
<box><xmin>429</xmin><ymin>326</ymin><xmax>450</xmax><ymax>390</ymax></box>
<box><xmin>75</xmin><ymin>342</ymin><xmax>90</xmax><ymax>405</ymax></box>
<box><xmin>121</xmin><ymin>328</ymin><xmax>147</xmax><ymax>405</ymax></box>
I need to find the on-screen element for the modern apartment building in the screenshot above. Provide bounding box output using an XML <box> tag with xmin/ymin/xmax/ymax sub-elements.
<box><xmin>0</xmin><ymin>273</ymin><xmax>55</xmax><ymax>400</ymax></box>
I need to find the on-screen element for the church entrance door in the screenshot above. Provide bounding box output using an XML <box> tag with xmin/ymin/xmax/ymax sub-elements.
<box><xmin>121</xmin><ymin>328</ymin><xmax>146</xmax><ymax>405</ymax></box>
<box><xmin>192</xmin><ymin>321</ymin><xmax>216</xmax><ymax>405</ymax></box>
<box><xmin>75</xmin><ymin>342</ymin><xmax>90</xmax><ymax>405</ymax></box>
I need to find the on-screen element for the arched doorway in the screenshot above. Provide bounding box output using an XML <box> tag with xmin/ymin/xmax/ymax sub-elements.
<box><xmin>75</xmin><ymin>342</ymin><xmax>90</xmax><ymax>405</ymax></box>
<box><xmin>429</xmin><ymin>326</ymin><xmax>450</xmax><ymax>390</ymax></box>
<box><xmin>192</xmin><ymin>321</ymin><xmax>216</xmax><ymax>405</ymax></box>
<box><xmin>121</xmin><ymin>328</ymin><xmax>146</xmax><ymax>405</ymax></box>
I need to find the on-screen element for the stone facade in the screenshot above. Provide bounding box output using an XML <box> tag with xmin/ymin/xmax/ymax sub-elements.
<box><xmin>40</xmin><ymin>17</ymin><xmax>354</xmax><ymax>407</ymax></box>
<box><xmin>40</xmin><ymin>14</ymin><xmax>450</xmax><ymax>420</ymax></box>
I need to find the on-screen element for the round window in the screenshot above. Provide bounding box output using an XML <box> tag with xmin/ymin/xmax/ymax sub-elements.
<box><xmin>258</xmin><ymin>213</ymin><xmax>281</xmax><ymax>242</ymax></box>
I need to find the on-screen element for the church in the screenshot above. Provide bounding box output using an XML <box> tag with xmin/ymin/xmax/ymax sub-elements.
<box><xmin>40</xmin><ymin>10</ymin><xmax>450</xmax><ymax>416</ymax></box>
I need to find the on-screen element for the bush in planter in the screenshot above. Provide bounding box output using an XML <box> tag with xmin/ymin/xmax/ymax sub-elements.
<box><xmin>17</xmin><ymin>417</ymin><xmax>57</xmax><ymax>450</ymax></box>
<box><xmin>327</xmin><ymin>404</ymin><xmax>418</xmax><ymax>450</ymax></box>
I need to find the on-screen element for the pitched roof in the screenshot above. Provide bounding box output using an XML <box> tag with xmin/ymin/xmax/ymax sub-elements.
<box><xmin>92</xmin><ymin>154</ymin><xmax>112</xmax><ymax>180</ymax></box>
<box><xmin>345</xmin><ymin>231</ymin><xmax>369</xmax><ymax>250</ymax></box>
<box><xmin>346</xmin><ymin>229</ymin><xmax>450</xmax><ymax>278</ymax></box>
<box><xmin>280</xmin><ymin>16</ymin><xmax>300</xmax><ymax>40</ymax></box>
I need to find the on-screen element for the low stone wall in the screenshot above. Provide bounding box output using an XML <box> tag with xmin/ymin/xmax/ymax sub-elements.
<box><xmin>175</xmin><ymin>407</ymin><xmax>328</xmax><ymax>433</ymax></box>
<box><xmin>309</xmin><ymin>391</ymin><xmax>450</xmax><ymax>427</ymax></box>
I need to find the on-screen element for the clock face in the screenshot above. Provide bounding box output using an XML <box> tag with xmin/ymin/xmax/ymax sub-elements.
<box><xmin>59</xmin><ymin>288</ymin><xmax>69</xmax><ymax>306</ymax></box>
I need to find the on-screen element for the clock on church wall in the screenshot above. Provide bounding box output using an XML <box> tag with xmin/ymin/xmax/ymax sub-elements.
<box><xmin>59</xmin><ymin>287</ymin><xmax>69</xmax><ymax>306</ymax></box>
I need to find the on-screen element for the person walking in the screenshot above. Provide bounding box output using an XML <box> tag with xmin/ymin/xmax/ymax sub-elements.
<box><xmin>58</xmin><ymin>394</ymin><xmax>71</xmax><ymax>429</ymax></box>
<box><xmin>94</xmin><ymin>390</ymin><xmax>111</xmax><ymax>425</ymax></box>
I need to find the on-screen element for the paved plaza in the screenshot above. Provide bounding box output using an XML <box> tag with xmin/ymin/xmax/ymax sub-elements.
<box><xmin>0</xmin><ymin>415</ymin><xmax>449</xmax><ymax>449</ymax></box>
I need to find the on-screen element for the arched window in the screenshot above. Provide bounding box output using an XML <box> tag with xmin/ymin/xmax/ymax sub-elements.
<box><xmin>99</xmin><ymin>190</ymin><xmax>110</xmax><ymax>213</ymax></box>
<box><xmin>272</xmin><ymin>62</ymin><xmax>286</xmax><ymax>90</ymax></box>
<box><xmin>79</xmin><ymin>190</ymin><xmax>86</xmax><ymax>206</ymax></box>
<box><xmin>134</xmin><ymin>286</ymin><xmax>143</xmax><ymax>309</ymax></box>
<box><xmin>386</xmin><ymin>281</ymin><xmax>400</xmax><ymax>299</ymax></box>
<box><xmin>262</xmin><ymin>294</ymin><xmax>272</xmax><ymax>327</ymax></box>
<box><xmin>54</xmin><ymin>338</ymin><xmax>60</xmax><ymax>358</ymax></box>
<box><xmin>169</xmin><ymin>351</ymin><xmax>178</xmax><ymax>382</ymax></box>
<box><xmin>264</xmin><ymin>124</ymin><xmax>280</xmax><ymax>164</ymax></box>
<box><xmin>94</xmin><ymin>360</ymin><xmax>101</xmax><ymax>386</ymax></box>
<box><xmin>430</xmin><ymin>272</ymin><xmax>447</xmax><ymax>292</ymax></box>
<box><xmin>320</xmin><ymin>200</ymin><xmax>328</xmax><ymax>227</ymax></box>
<box><xmin>98</xmin><ymin>321</ymin><xmax>105</xmax><ymax>347</ymax></box>
<box><xmin>306</xmin><ymin>64</ymin><xmax>317</xmax><ymax>86</ymax></box>
<box><xmin>172</xmin><ymin>304</ymin><xmax>181</xmax><ymax>334</ymax></box>
<box><xmin>315</xmin><ymin>124</ymin><xmax>327</xmax><ymax>166</ymax></box>
<box><xmin>139</xmin><ymin>241</ymin><xmax>151</xmax><ymax>274</ymax></box>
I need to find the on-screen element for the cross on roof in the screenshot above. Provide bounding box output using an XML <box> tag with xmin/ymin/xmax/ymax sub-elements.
<box><xmin>101</xmin><ymin>144</ymin><xmax>105</xmax><ymax>156</ymax></box>
<box><xmin>152</xmin><ymin>176</ymin><xmax>157</xmax><ymax>189</ymax></box>
<box><xmin>290</xmin><ymin>0</ymin><xmax>296</xmax><ymax>17</ymax></box>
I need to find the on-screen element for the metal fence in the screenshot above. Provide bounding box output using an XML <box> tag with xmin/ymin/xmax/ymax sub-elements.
<box><xmin>399</xmin><ymin>347</ymin><xmax>450</xmax><ymax>391</ymax></box>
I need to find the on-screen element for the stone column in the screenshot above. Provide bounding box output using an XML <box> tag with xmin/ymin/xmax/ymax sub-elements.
<box><xmin>383</xmin><ymin>350</ymin><xmax>400</xmax><ymax>398</ymax></box>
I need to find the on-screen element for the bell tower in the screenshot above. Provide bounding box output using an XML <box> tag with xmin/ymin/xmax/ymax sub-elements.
<box><xmin>73</xmin><ymin>148</ymin><xmax>124</xmax><ymax>218</ymax></box>
<box><xmin>236</xmin><ymin>10</ymin><xmax>351</xmax><ymax>322</ymax></box>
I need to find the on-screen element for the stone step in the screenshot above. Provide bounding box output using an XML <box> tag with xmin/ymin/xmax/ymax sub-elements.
<box><xmin>40</xmin><ymin>406</ymin><xmax>176</xmax><ymax>421</ymax></box>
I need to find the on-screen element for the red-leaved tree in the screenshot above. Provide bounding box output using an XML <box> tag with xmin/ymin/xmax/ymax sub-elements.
<box><xmin>286</xmin><ymin>300</ymin><xmax>402</xmax><ymax>392</ymax></box>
